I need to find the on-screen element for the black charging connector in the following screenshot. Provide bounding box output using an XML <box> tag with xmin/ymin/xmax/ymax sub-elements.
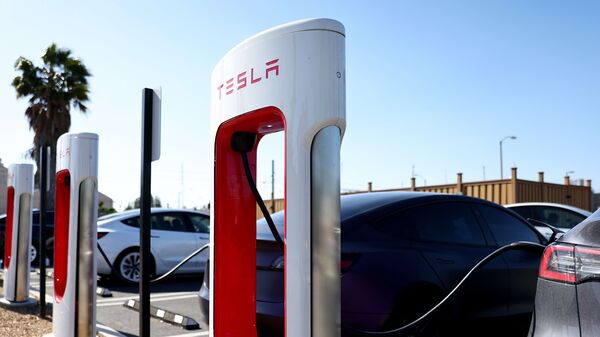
<box><xmin>231</xmin><ymin>132</ymin><xmax>285</xmax><ymax>251</ymax></box>
<box><xmin>231</xmin><ymin>132</ymin><xmax>257</xmax><ymax>153</ymax></box>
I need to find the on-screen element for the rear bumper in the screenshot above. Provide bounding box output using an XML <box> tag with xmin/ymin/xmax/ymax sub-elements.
<box><xmin>531</xmin><ymin>278</ymin><xmax>580</xmax><ymax>337</ymax></box>
<box><xmin>96</xmin><ymin>250</ymin><xmax>113</xmax><ymax>275</ymax></box>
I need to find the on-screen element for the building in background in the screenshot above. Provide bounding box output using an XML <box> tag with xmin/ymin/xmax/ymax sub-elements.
<box><xmin>261</xmin><ymin>167</ymin><xmax>594</xmax><ymax>218</ymax></box>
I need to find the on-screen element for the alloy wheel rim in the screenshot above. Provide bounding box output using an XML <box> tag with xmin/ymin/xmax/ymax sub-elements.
<box><xmin>120</xmin><ymin>252</ymin><xmax>141</xmax><ymax>282</ymax></box>
<box><xmin>30</xmin><ymin>246</ymin><xmax>37</xmax><ymax>262</ymax></box>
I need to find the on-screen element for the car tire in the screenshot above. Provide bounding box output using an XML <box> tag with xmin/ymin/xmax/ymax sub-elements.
<box><xmin>30</xmin><ymin>243</ymin><xmax>38</xmax><ymax>266</ymax></box>
<box><xmin>113</xmin><ymin>248</ymin><xmax>155</xmax><ymax>284</ymax></box>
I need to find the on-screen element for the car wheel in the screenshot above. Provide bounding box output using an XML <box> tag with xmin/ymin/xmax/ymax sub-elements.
<box><xmin>30</xmin><ymin>244</ymin><xmax>38</xmax><ymax>265</ymax></box>
<box><xmin>113</xmin><ymin>248</ymin><xmax>155</xmax><ymax>284</ymax></box>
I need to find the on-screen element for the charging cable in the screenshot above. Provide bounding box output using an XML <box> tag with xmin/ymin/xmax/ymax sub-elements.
<box><xmin>231</xmin><ymin>132</ymin><xmax>547</xmax><ymax>336</ymax></box>
<box><xmin>96</xmin><ymin>242</ymin><xmax>210</xmax><ymax>284</ymax></box>
<box><xmin>341</xmin><ymin>241</ymin><xmax>545</xmax><ymax>336</ymax></box>
<box><xmin>230</xmin><ymin>130</ymin><xmax>546</xmax><ymax>336</ymax></box>
<box><xmin>232</xmin><ymin>132</ymin><xmax>285</xmax><ymax>251</ymax></box>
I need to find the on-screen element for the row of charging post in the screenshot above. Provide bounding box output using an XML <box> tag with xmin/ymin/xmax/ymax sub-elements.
<box><xmin>3</xmin><ymin>18</ymin><xmax>345</xmax><ymax>337</ymax></box>
<box><xmin>2</xmin><ymin>134</ymin><xmax>99</xmax><ymax>337</ymax></box>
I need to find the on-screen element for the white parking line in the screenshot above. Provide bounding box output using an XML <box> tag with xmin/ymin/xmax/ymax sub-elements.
<box><xmin>97</xmin><ymin>294</ymin><xmax>198</xmax><ymax>307</ymax></box>
<box><xmin>163</xmin><ymin>331</ymin><xmax>209</xmax><ymax>337</ymax></box>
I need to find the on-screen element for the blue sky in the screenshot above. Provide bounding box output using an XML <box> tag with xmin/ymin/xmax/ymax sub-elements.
<box><xmin>0</xmin><ymin>1</ymin><xmax>599</xmax><ymax>210</ymax></box>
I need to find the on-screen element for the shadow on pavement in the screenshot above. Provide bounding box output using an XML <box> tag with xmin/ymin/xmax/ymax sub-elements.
<box><xmin>98</xmin><ymin>273</ymin><xmax>204</xmax><ymax>294</ymax></box>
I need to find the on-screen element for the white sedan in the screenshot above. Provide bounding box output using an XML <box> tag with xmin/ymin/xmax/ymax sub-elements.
<box><xmin>506</xmin><ymin>202</ymin><xmax>592</xmax><ymax>239</ymax></box>
<box><xmin>96</xmin><ymin>208</ymin><xmax>209</xmax><ymax>283</ymax></box>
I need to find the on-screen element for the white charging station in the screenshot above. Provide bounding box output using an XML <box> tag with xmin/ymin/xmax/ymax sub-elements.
<box><xmin>2</xmin><ymin>163</ymin><xmax>34</xmax><ymax>305</ymax></box>
<box><xmin>209</xmin><ymin>19</ymin><xmax>345</xmax><ymax>337</ymax></box>
<box><xmin>49</xmin><ymin>132</ymin><xmax>99</xmax><ymax>337</ymax></box>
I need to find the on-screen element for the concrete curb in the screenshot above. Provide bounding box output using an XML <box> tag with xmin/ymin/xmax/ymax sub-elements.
<box><xmin>96</xmin><ymin>286</ymin><xmax>113</xmax><ymax>297</ymax></box>
<box><xmin>123</xmin><ymin>298</ymin><xmax>200</xmax><ymax>330</ymax></box>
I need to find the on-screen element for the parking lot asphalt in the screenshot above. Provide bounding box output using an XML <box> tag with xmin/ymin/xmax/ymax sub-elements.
<box><xmin>28</xmin><ymin>269</ymin><xmax>208</xmax><ymax>337</ymax></box>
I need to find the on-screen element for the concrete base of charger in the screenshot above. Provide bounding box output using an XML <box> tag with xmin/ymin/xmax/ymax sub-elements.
<box><xmin>0</xmin><ymin>297</ymin><xmax>37</xmax><ymax>307</ymax></box>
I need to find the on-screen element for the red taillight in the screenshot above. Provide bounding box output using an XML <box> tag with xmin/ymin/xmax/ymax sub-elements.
<box><xmin>4</xmin><ymin>187</ymin><xmax>14</xmax><ymax>269</ymax></box>
<box><xmin>54</xmin><ymin>169</ymin><xmax>71</xmax><ymax>303</ymax></box>
<box><xmin>540</xmin><ymin>244</ymin><xmax>600</xmax><ymax>284</ymax></box>
<box><xmin>540</xmin><ymin>244</ymin><xmax>576</xmax><ymax>283</ymax></box>
<box><xmin>574</xmin><ymin>246</ymin><xmax>600</xmax><ymax>283</ymax></box>
<box><xmin>97</xmin><ymin>232</ymin><xmax>108</xmax><ymax>240</ymax></box>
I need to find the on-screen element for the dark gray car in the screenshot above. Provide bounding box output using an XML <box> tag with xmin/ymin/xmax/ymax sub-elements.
<box><xmin>530</xmin><ymin>208</ymin><xmax>600</xmax><ymax>336</ymax></box>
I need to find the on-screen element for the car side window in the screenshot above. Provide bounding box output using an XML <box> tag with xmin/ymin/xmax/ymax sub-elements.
<box><xmin>533</xmin><ymin>207</ymin><xmax>586</xmax><ymax>229</ymax></box>
<box><xmin>122</xmin><ymin>216</ymin><xmax>140</xmax><ymax>228</ymax></box>
<box><xmin>121</xmin><ymin>213</ymin><xmax>194</xmax><ymax>232</ymax></box>
<box><xmin>477</xmin><ymin>204</ymin><xmax>540</xmax><ymax>245</ymax></box>
<box><xmin>370</xmin><ymin>211</ymin><xmax>413</xmax><ymax>241</ymax></box>
<box><xmin>188</xmin><ymin>214</ymin><xmax>210</xmax><ymax>234</ymax></box>
<box><xmin>152</xmin><ymin>213</ymin><xmax>193</xmax><ymax>232</ymax></box>
<box><xmin>406</xmin><ymin>202</ymin><xmax>486</xmax><ymax>246</ymax></box>
<box><xmin>509</xmin><ymin>206</ymin><xmax>532</xmax><ymax>220</ymax></box>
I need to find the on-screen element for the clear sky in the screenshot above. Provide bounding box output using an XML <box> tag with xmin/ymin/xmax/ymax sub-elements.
<box><xmin>1</xmin><ymin>1</ymin><xmax>599</xmax><ymax>210</ymax></box>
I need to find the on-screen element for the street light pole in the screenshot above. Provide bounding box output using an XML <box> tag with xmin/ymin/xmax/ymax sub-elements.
<box><xmin>499</xmin><ymin>136</ymin><xmax>517</xmax><ymax>180</ymax></box>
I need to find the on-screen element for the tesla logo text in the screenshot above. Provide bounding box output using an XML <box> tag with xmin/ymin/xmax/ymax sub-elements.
<box><xmin>216</xmin><ymin>58</ymin><xmax>279</xmax><ymax>100</ymax></box>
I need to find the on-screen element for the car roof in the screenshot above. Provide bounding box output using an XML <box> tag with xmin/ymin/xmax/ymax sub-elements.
<box><xmin>339</xmin><ymin>191</ymin><xmax>498</xmax><ymax>219</ymax></box>
<box><xmin>98</xmin><ymin>208</ymin><xmax>209</xmax><ymax>222</ymax></box>
<box><xmin>505</xmin><ymin>202</ymin><xmax>592</xmax><ymax>217</ymax></box>
<box><xmin>561</xmin><ymin>208</ymin><xmax>600</xmax><ymax>246</ymax></box>
<box><xmin>257</xmin><ymin>191</ymin><xmax>503</xmax><ymax>240</ymax></box>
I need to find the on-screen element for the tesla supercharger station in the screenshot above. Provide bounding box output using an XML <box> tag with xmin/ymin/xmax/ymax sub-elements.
<box><xmin>2</xmin><ymin>163</ymin><xmax>34</xmax><ymax>305</ymax></box>
<box><xmin>50</xmin><ymin>133</ymin><xmax>99</xmax><ymax>337</ymax></box>
<box><xmin>209</xmin><ymin>19</ymin><xmax>345</xmax><ymax>337</ymax></box>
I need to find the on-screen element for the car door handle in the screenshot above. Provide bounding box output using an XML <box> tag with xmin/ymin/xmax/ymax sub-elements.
<box><xmin>435</xmin><ymin>258</ymin><xmax>454</xmax><ymax>265</ymax></box>
<box><xmin>151</xmin><ymin>235</ymin><xmax>160</xmax><ymax>238</ymax></box>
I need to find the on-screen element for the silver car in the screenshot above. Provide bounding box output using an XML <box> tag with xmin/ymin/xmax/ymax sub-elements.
<box><xmin>96</xmin><ymin>208</ymin><xmax>210</xmax><ymax>283</ymax></box>
<box><xmin>506</xmin><ymin>202</ymin><xmax>592</xmax><ymax>239</ymax></box>
<box><xmin>529</xmin><ymin>208</ymin><xmax>600</xmax><ymax>336</ymax></box>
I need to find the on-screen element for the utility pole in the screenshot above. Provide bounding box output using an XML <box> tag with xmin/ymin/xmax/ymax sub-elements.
<box><xmin>499</xmin><ymin>136</ymin><xmax>517</xmax><ymax>179</ymax></box>
<box><xmin>181</xmin><ymin>164</ymin><xmax>184</xmax><ymax>208</ymax></box>
<box><xmin>271</xmin><ymin>160</ymin><xmax>275</xmax><ymax>213</ymax></box>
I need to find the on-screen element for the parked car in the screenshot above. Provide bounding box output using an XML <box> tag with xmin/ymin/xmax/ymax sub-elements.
<box><xmin>0</xmin><ymin>210</ymin><xmax>55</xmax><ymax>267</ymax></box>
<box><xmin>506</xmin><ymin>202</ymin><xmax>592</xmax><ymax>238</ymax></box>
<box><xmin>97</xmin><ymin>208</ymin><xmax>210</xmax><ymax>283</ymax></box>
<box><xmin>529</xmin><ymin>208</ymin><xmax>600</xmax><ymax>336</ymax></box>
<box><xmin>199</xmin><ymin>192</ymin><xmax>546</xmax><ymax>336</ymax></box>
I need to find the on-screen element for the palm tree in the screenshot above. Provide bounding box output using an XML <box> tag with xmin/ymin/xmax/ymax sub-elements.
<box><xmin>12</xmin><ymin>43</ymin><xmax>91</xmax><ymax>206</ymax></box>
